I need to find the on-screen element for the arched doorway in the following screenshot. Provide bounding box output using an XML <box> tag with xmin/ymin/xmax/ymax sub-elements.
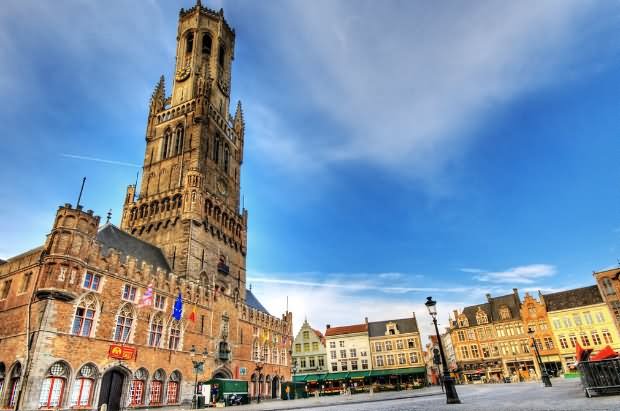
<box><xmin>98</xmin><ymin>367</ymin><xmax>129</xmax><ymax>411</ymax></box>
<box><xmin>265</xmin><ymin>375</ymin><xmax>271</xmax><ymax>399</ymax></box>
<box><xmin>211</xmin><ymin>367</ymin><xmax>232</xmax><ymax>379</ymax></box>
<box><xmin>271</xmin><ymin>376</ymin><xmax>279</xmax><ymax>399</ymax></box>
<box><xmin>250</xmin><ymin>374</ymin><xmax>257</xmax><ymax>400</ymax></box>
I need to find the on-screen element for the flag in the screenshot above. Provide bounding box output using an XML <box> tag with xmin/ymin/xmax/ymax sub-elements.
<box><xmin>188</xmin><ymin>305</ymin><xmax>197</xmax><ymax>323</ymax></box>
<box><xmin>138</xmin><ymin>283</ymin><xmax>153</xmax><ymax>308</ymax></box>
<box><xmin>173</xmin><ymin>292</ymin><xmax>183</xmax><ymax>321</ymax></box>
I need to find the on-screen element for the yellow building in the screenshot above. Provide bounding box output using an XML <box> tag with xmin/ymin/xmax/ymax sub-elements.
<box><xmin>543</xmin><ymin>285</ymin><xmax>620</xmax><ymax>370</ymax></box>
<box><xmin>368</xmin><ymin>315</ymin><xmax>426</xmax><ymax>384</ymax></box>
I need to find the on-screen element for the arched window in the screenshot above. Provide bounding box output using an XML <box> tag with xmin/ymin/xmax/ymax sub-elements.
<box><xmin>8</xmin><ymin>363</ymin><xmax>21</xmax><ymax>407</ymax></box>
<box><xmin>69</xmin><ymin>364</ymin><xmax>97</xmax><ymax>407</ymax></box>
<box><xmin>218</xmin><ymin>45</ymin><xmax>225</xmax><ymax>67</ymax></box>
<box><xmin>186</xmin><ymin>32</ymin><xmax>194</xmax><ymax>54</ymax></box>
<box><xmin>168</xmin><ymin>320</ymin><xmax>181</xmax><ymax>350</ymax></box>
<box><xmin>223</xmin><ymin>145</ymin><xmax>230</xmax><ymax>173</ymax></box>
<box><xmin>39</xmin><ymin>362</ymin><xmax>69</xmax><ymax>408</ymax></box>
<box><xmin>114</xmin><ymin>303</ymin><xmax>135</xmax><ymax>342</ymax></box>
<box><xmin>252</xmin><ymin>340</ymin><xmax>260</xmax><ymax>361</ymax></box>
<box><xmin>213</xmin><ymin>136</ymin><xmax>220</xmax><ymax>164</ymax></box>
<box><xmin>150</xmin><ymin>369</ymin><xmax>165</xmax><ymax>405</ymax></box>
<box><xmin>280</xmin><ymin>351</ymin><xmax>286</xmax><ymax>366</ymax></box>
<box><xmin>148</xmin><ymin>314</ymin><xmax>164</xmax><ymax>347</ymax></box>
<box><xmin>166</xmin><ymin>371</ymin><xmax>181</xmax><ymax>404</ymax></box>
<box><xmin>72</xmin><ymin>293</ymin><xmax>98</xmax><ymax>337</ymax></box>
<box><xmin>263</xmin><ymin>344</ymin><xmax>270</xmax><ymax>363</ymax></box>
<box><xmin>202</xmin><ymin>33</ymin><xmax>212</xmax><ymax>55</ymax></box>
<box><xmin>175</xmin><ymin>126</ymin><xmax>184</xmax><ymax>155</ymax></box>
<box><xmin>130</xmin><ymin>368</ymin><xmax>148</xmax><ymax>406</ymax></box>
<box><xmin>162</xmin><ymin>128</ymin><xmax>172</xmax><ymax>159</ymax></box>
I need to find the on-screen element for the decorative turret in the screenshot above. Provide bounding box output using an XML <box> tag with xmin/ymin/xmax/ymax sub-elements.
<box><xmin>149</xmin><ymin>75</ymin><xmax>167</xmax><ymax>115</ymax></box>
<box><xmin>234</xmin><ymin>101</ymin><xmax>244</xmax><ymax>163</ymax></box>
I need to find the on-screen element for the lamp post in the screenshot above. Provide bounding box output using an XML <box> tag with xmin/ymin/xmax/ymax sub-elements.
<box><xmin>425</xmin><ymin>296</ymin><xmax>461</xmax><ymax>404</ymax></box>
<box><xmin>189</xmin><ymin>345</ymin><xmax>209</xmax><ymax>409</ymax></box>
<box><xmin>255</xmin><ymin>355</ymin><xmax>265</xmax><ymax>403</ymax></box>
<box><xmin>288</xmin><ymin>349</ymin><xmax>298</xmax><ymax>400</ymax></box>
<box><xmin>528</xmin><ymin>328</ymin><xmax>552</xmax><ymax>387</ymax></box>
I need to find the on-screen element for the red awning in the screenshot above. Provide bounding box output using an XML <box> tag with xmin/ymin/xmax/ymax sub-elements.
<box><xmin>590</xmin><ymin>345</ymin><xmax>619</xmax><ymax>361</ymax></box>
<box><xmin>576</xmin><ymin>342</ymin><xmax>593</xmax><ymax>362</ymax></box>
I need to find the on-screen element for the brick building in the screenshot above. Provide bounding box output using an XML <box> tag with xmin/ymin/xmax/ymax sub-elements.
<box><xmin>520</xmin><ymin>292</ymin><xmax>561</xmax><ymax>375</ymax></box>
<box><xmin>593</xmin><ymin>267</ymin><xmax>620</xmax><ymax>331</ymax></box>
<box><xmin>0</xmin><ymin>2</ymin><xmax>292</xmax><ymax>410</ymax></box>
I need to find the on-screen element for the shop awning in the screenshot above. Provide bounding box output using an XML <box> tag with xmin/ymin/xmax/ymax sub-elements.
<box><xmin>370</xmin><ymin>367</ymin><xmax>427</xmax><ymax>376</ymax></box>
<box><xmin>348</xmin><ymin>371</ymin><xmax>371</xmax><ymax>379</ymax></box>
<box><xmin>293</xmin><ymin>375</ymin><xmax>307</xmax><ymax>382</ymax></box>
<box><xmin>324</xmin><ymin>372</ymin><xmax>349</xmax><ymax>381</ymax></box>
<box><xmin>304</xmin><ymin>373</ymin><xmax>327</xmax><ymax>382</ymax></box>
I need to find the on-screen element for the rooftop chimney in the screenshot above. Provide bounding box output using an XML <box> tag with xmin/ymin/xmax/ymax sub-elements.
<box><xmin>364</xmin><ymin>317</ymin><xmax>368</xmax><ymax>324</ymax></box>
<box><xmin>326</xmin><ymin>324</ymin><xmax>330</xmax><ymax>329</ymax></box>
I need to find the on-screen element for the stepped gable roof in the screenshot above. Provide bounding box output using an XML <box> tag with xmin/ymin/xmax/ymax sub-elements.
<box><xmin>325</xmin><ymin>323</ymin><xmax>368</xmax><ymax>337</ymax></box>
<box><xmin>245</xmin><ymin>289</ymin><xmax>270</xmax><ymax>315</ymax></box>
<box><xmin>462</xmin><ymin>302</ymin><xmax>492</xmax><ymax>326</ymax></box>
<box><xmin>544</xmin><ymin>285</ymin><xmax>603</xmax><ymax>312</ymax></box>
<box><xmin>368</xmin><ymin>317</ymin><xmax>419</xmax><ymax>337</ymax></box>
<box><xmin>96</xmin><ymin>224</ymin><xmax>171</xmax><ymax>272</ymax></box>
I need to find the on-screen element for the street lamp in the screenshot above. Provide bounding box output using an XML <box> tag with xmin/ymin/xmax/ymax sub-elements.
<box><xmin>255</xmin><ymin>355</ymin><xmax>265</xmax><ymax>403</ymax></box>
<box><xmin>288</xmin><ymin>349</ymin><xmax>298</xmax><ymax>400</ymax></box>
<box><xmin>528</xmin><ymin>328</ymin><xmax>552</xmax><ymax>387</ymax></box>
<box><xmin>189</xmin><ymin>345</ymin><xmax>209</xmax><ymax>409</ymax></box>
<box><xmin>425</xmin><ymin>296</ymin><xmax>461</xmax><ymax>404</ymax></box>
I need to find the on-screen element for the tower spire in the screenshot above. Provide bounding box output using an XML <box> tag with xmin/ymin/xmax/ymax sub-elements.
<box><xmin>149</xmin><ymin>75</ymin><xmax>166</xmax><ymax>115</ymax></box>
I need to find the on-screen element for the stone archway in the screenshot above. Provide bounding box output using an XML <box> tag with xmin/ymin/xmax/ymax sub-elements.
<box><xmin>98</xmin><ymin>366</ymin><xmax>131</xmax><ymax>411</ymax></box>
<box><xmin>211</xmin><ymin>367</ymin><xmax>232</xmax><ymax>379</ymax></box>
<box><xmin>271</xmin><ymin>376</ymin><xmax>279</xmax><ymax>399</ymax></box>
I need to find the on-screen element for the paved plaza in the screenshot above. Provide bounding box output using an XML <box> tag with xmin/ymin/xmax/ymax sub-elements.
<box><xmin>190</xmin><ymin>378</ymin><xmax>620</xmax><ymax>410</ymax></box>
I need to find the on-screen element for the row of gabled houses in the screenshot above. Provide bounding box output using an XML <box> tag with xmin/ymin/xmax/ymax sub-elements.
<box><xmin>442</xmin><ymin>267</ymin><xmax>620</xmax><ymax>383</ymax></box>
<box><xmin>290</xmin><ymin>315</ymin><xmax>427</xmax><ymax>393</ymax></box>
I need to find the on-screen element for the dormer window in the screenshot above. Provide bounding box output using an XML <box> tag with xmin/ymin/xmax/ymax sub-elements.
<box><xmin>385</xmin><ymin>322</ymin><xmax>398</xmax><ymax>335</ymax></box>
<box><xmin>499</xmin><ymin>305</ymin><xmax>511</xmax><ymax>320</ymax></box>
<box><xmin>458</xmin><ymin>316</ymin><xmax>469</xmax><ymax>327</ymax></box>
<box><xmin>476</xmin><ymin>310</ymin><xmax>488</xmax><ymax>325</ymax></box>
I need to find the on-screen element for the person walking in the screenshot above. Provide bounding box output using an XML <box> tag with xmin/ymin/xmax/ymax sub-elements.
<box><xmin>285</xmin><ymin>385</ymin><xmax>291</xmax><ymax>400</ymax></box>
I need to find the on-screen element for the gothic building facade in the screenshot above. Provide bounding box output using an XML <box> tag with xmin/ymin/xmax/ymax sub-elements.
<box><xmin>0</xmin><ymin>2</ymin><xmax>292</xmax><ymax>410</ymax></box>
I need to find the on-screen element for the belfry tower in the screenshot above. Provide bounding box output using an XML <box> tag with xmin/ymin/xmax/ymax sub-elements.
<box><xmin>120</xmin><ymin>1</ymin><xmax>247</xmax><ymax>299</ymax></box>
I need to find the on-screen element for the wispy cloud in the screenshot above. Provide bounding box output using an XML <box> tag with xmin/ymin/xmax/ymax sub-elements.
<box><xmin>473</xmin><ymin>264</ymin><xmax>557</xmax><ymax>284</ymax></box>
<box><xmin>245</xmin><ymin>1</ymin><xmax>597</xmax><ymax>190</ymax></box>
<box><xmin>460</xmin><ymin>268</ymin><xmax>486</xmax><ymax>274</ymax></box>
<box><xmin>61</xmin><ymin>154</ymin><xmax>140</xmax><ymax>168</ymax></box>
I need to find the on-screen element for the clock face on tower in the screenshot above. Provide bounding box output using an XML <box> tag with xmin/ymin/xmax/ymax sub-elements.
<box><xmin>216</xmin><ymin>178</ymin><xmax>228</xmax><ymax>197</ymax></box>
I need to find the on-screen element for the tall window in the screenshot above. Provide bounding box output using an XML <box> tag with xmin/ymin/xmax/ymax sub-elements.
<box><xmin>218</xmin><ymin>45</ymin><xmax>225</xmax><ymax>67</ymax></box>
<box><xmin>83</xmin><ymin>273</ymin><xmax>100</xmax><ymax>291</ymax></box>
<box><xmin>1</xmin><ymin>279</ymin><xmax>12</xmax><ymax>299</ymax></box>
<box><xmin>580</xmin><ymin>333</ymin><xmax>591</xmax><ymax>347</ymax></box>
<box><xmin>202</xmin><ymin>33</ymin><xmax>212</xmax><ymax>55</ymax></box>
<box><xmin>398</xmin><ymin>353</ymin><xmax>406</xmax><ymax>365</ymax></box>
<box><xmin>154</xmin><ymin>294</ymin><xmax>166</xmax><ymax>310</ymax></box>
<box><xmin>130</xmin><ymin>369</ymin><xmax>147</xmax><ymax>406</ymax></box>
<box><xmin>168</xmin><ymin>321</ymin><xmax>181</xmax><ymax>350</ymax></box>
<box><xmin>544</xmin><ymin>337</ymin><xmax>554</xmax><ymax>350</ymax></box>
<box><xmin>72</xmin><ymin>294</ymin><xmax>97</xmax><ymax>337</ymax></box>
<box><xmin>114</xmin><ymin>304</ymin><xmax>134</xmax><ymax>342</ymax></box>
<box><xmin>150</xmin><ymin>369</ymin><xmax>165</xmax><ymax>405</ymax></box>
<box><xmin>223</xmin><ymin>145</ymin><xmax>230</xmax><ymax>173</ymax></box>
<box><xmin>149</xmin><ymin>315</ymin><xmax>163</xmax><ymax>347</ymax></box>
<box><xmin>70</xmin><ymin>364</ymin><xmax>96</xmax><ymax>407</ymax></box>
<box><xmin>569</xmin><ymin>334</ymin><xmax>577</xmax><ymax>348</ymax></box>
<box><xmin>559</xmin><ymin>336</ymin><xmax>568</xmax><ymax>349</ymax></box>
<box><xmin>8</xmin><ymin>363</ymin><xmax>21</xmax><ymax>407</ymax></box>
<box><xmin>162</xmin><ymin>129</ymin><xmax>172</xmax><ymax>159</ymax></box>
<box><xmin>603</xmin><ymin>277</ymin><xmax>615</xmax><ymax>295</ymax></box>
<box><xmin>175</xmin><ymin>126</ymin><xmax>184</xmax><ymax>155</ymax></box>
<box><xmin>603</xmin><ymin>329</ymin><xmax>613</xmax><ymax>344</ymax></box>
<box><xmin>213</xmin><ymin>137</ymin><xmax>221</xmax><ymax>164</ymax></box>
<box><xmin>409</xmin><ymin>352</ymin><xmax>419</xmax><ymax>363</ymax></box>
<box><xmin>253</xmin><ymin>340</ymin><xmax>260</xmax><ymax>361</ymax></box>
<box><xmin>0</xmin><ymin>363</ymin><xmax>5</xmax><ymax>404</ymax></box>
<box><xmin>19</xmin><ymin>272</ymin><xmax>32</xmax><ymax>293</ymax></box>
<box><xmin>39</xmin><ymin>362</ymin><xmax>68</xmax><ymax>408</ymax></box>
<box><xmin>591</xmin><ymin>331</ymin><xmax>602</xmax><ymax>345</ymax></box>
<box><xmin>186</xmin><ymin>32</ymin><xmax>194</xmax><ymax>54</ymax></box>
<box><xmin>385</xmin><ymin>341</ymin><xmax>393</xmax><ymax>351</ymax></box>
<box><xmin>471</xmin><ymin>345</ymin><xmax>479</xmax><ymax>358</ymax></box>
<box><xmin>361</xmin><ymin>359</ymin><xmax>369</xmax><ymax>369</ymax></box>
<box><xmin>166</xmin><ymin>371</ymin><xmax>181</xmax><ymax>404</ymax></box>
<box><xmin>376</xmin><ymin>356</ymin><xmax>384</xmax><ymax>367</ymax></box>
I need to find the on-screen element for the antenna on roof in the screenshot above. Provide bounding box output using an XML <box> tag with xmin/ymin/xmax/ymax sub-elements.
<box><xmin>106</xmin><ymin>209</ymin><xmax>112</xmax><ymax>224</ymax></box>
<box><xmin>286</xmin><ymin>295</ymin><xmax>289</xmax><ymax>314</ymax></box>
<box><xmin>76</xmin><ymin>177</ymin><xmax>86</xmax><ymax>208</ymax></box>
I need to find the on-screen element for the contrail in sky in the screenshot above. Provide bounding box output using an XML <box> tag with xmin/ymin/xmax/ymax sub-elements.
<box><xmin>61</xmin><ymin>153</ymin><xmax>141</xmax><ymax>168</ymax></box>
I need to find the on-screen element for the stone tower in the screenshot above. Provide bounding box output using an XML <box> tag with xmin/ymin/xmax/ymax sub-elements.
<box><xmin>120</xmin><ymin>0</ymin><xmax>247</xmax><ymax>299</ymax></box>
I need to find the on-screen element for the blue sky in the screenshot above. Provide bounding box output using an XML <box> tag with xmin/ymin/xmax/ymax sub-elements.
<box><xmin>2</xmin><ymin>0</ymin><xmax>620</xmax><ymax>338</ymax></box>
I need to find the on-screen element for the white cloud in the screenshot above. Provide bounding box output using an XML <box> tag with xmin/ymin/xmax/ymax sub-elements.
<box><xmin>247</xmin><ymin>1</ymin><xmax>596</xmax><ymax>188</ymax></box>
<box><xmin>460</xmin><ymin>268</ymin><xmax>486</xmax><ymax>274</ymax></box>
<box><xmin>473</xmin><ymin>264</ymin><xmax>557</xmax><ymax>284</ymax></box>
